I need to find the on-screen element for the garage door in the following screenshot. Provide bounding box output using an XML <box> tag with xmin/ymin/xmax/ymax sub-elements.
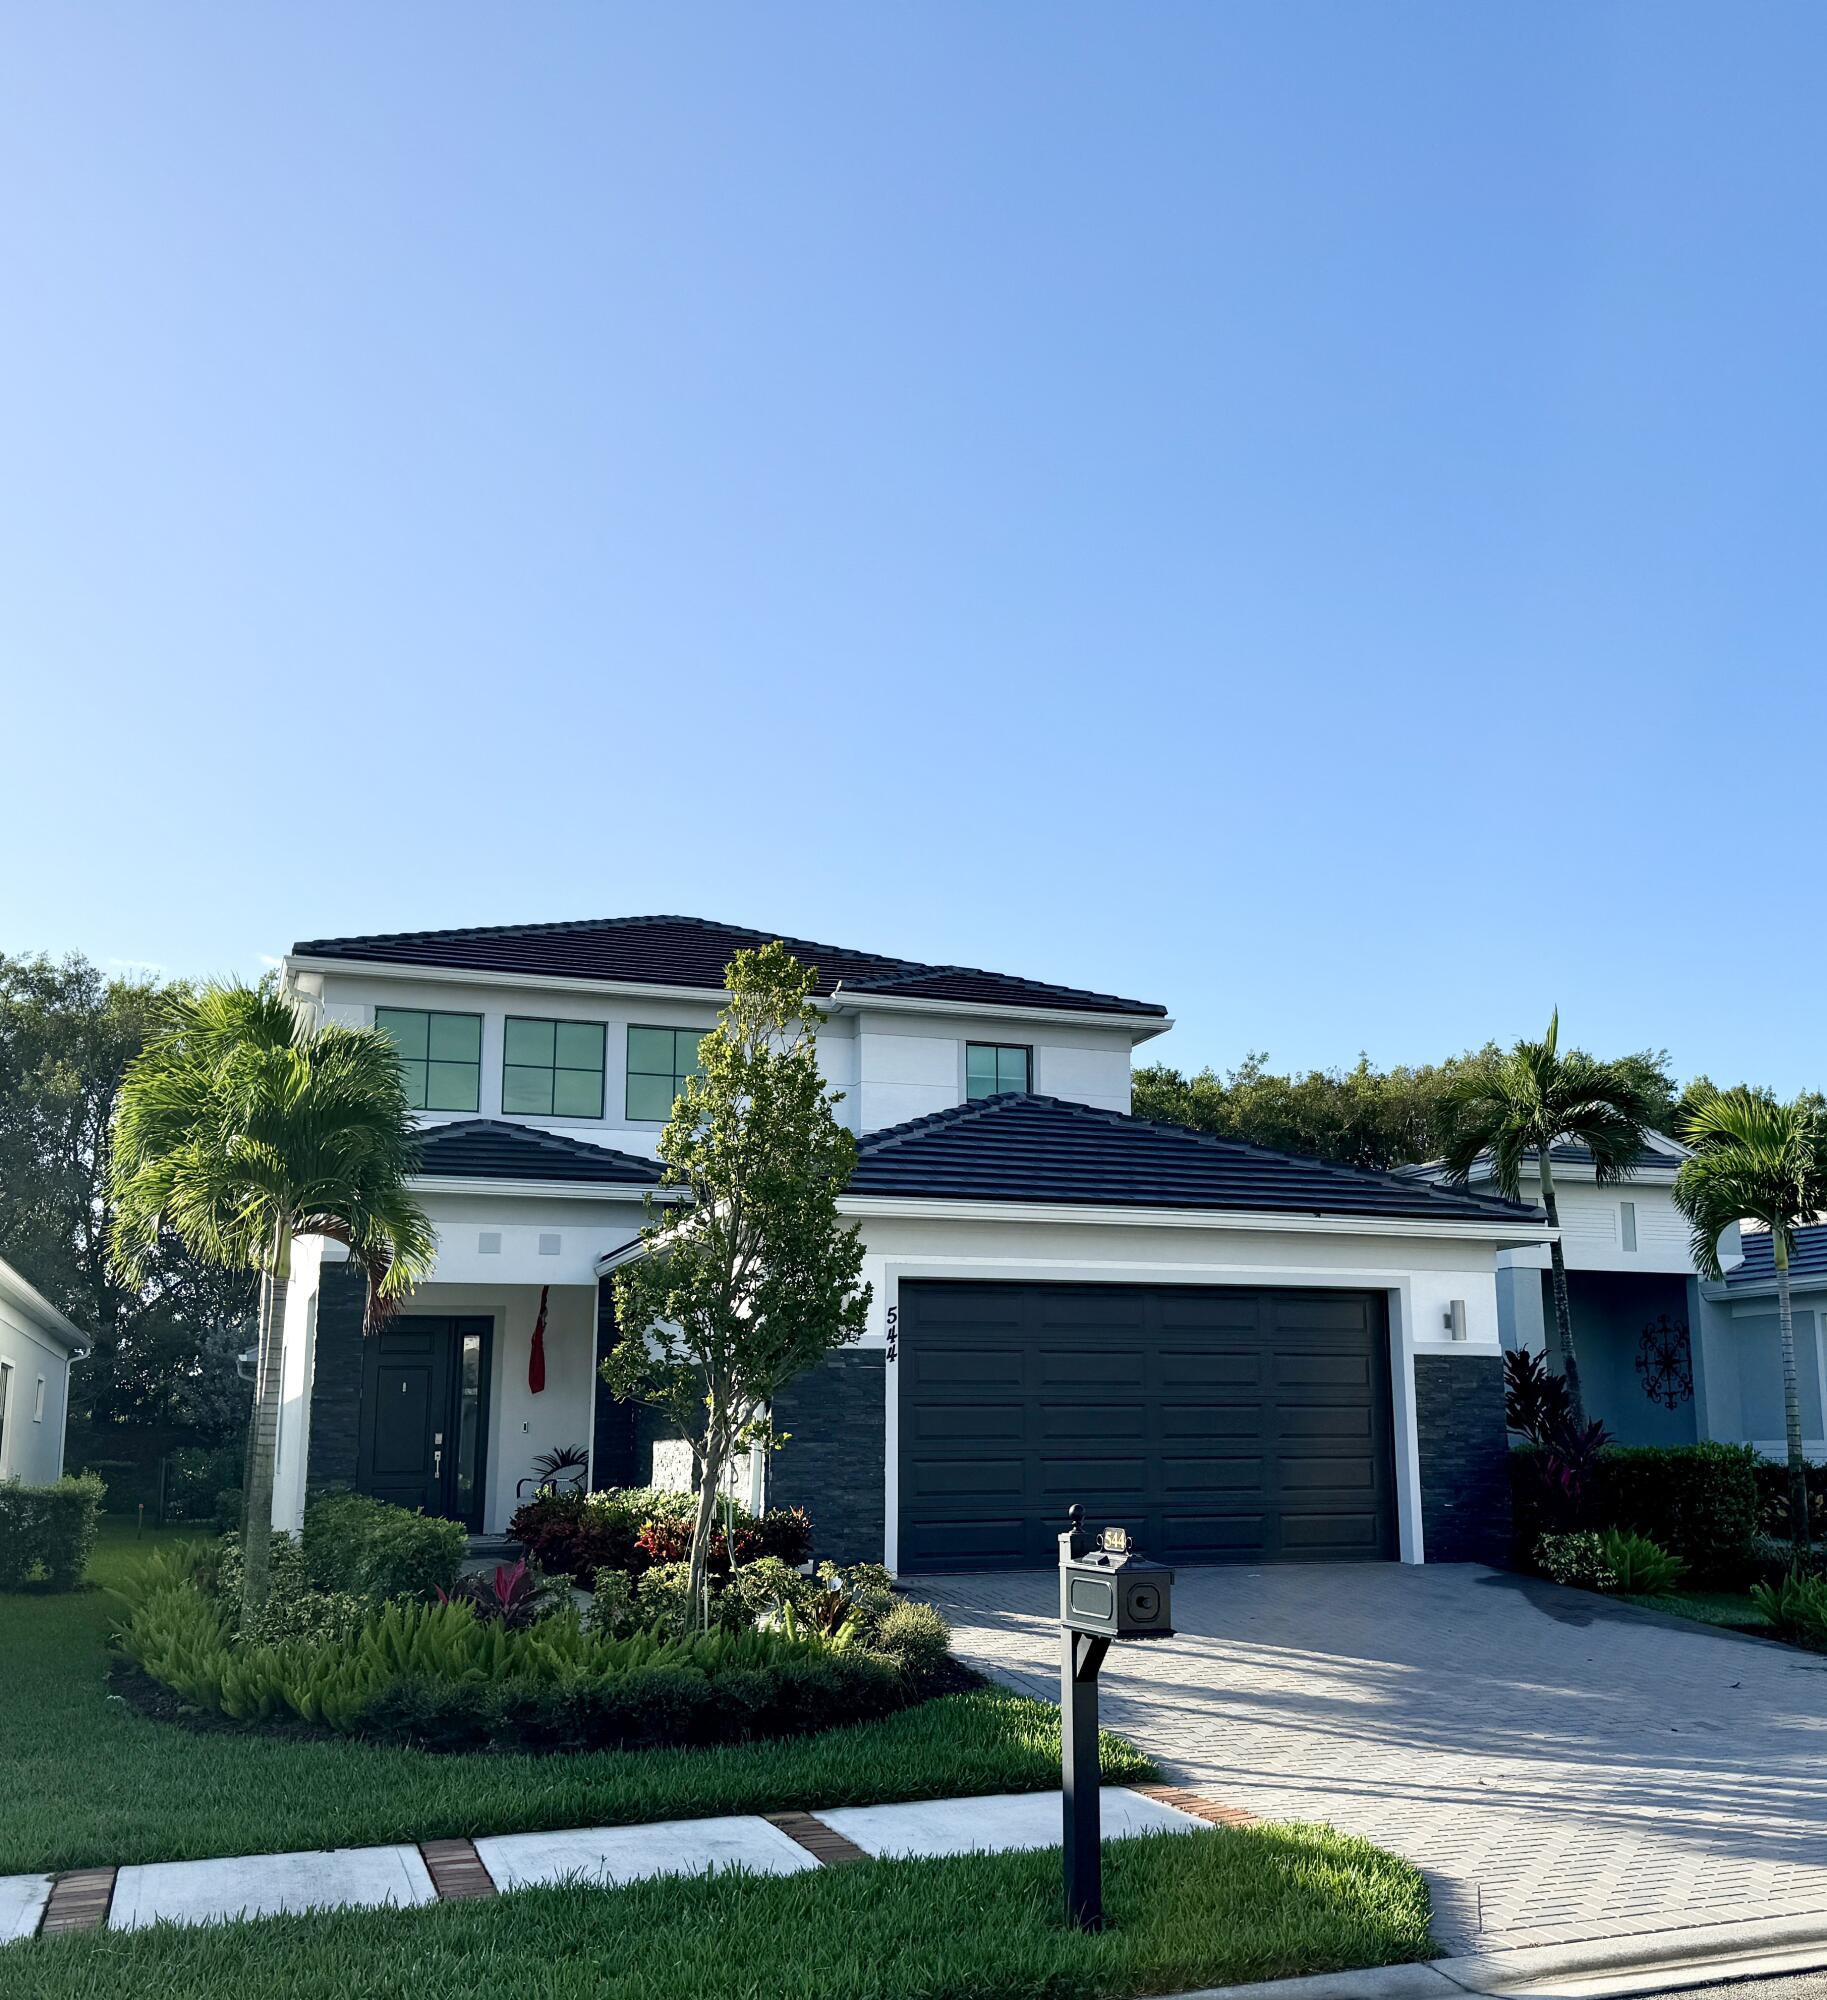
<box><xmin>896</xmin><ymin>1282</ymin><xmax>1397</xmax><ymax>1572</ymax></box>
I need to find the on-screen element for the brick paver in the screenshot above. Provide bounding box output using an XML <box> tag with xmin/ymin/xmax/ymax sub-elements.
<box><xmin>917</xmin><ymin>1563</ymin><xmax>1827</xmax><ymax>1955</ymax></box>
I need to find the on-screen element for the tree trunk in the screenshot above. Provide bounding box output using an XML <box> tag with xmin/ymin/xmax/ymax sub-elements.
<box><xmin>686</xmin><ymin>1404</ymin><xmax>725</xmax><ymax>1636</ymax></box>
<box><xmin>1777</xmin><ymin>1239</ymin><xmax>1811</xmax><ymax>1552</ymax></box>
<box><xmin>239</xmin><ymin>1218</ymin><xmax>292</xmax><ymax>1611</ymax></box>
<box><xmin>1538</xmin><ymin>1161</ymin><xmax>1587</xmax><ymax>1428</ymax></box>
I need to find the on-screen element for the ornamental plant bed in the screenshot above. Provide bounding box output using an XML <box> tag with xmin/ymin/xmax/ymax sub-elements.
<box><xmin>508</xmin><ymin>1485</ymin><xmax>812</xmax><ymax>1590</ymax></box>
<box><xmin>113</xmin><ymin>1542</ymin><xmax>948</xmax><ymax>1757</ymax></box>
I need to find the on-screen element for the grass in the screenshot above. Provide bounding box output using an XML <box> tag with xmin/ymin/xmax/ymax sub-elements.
<box><xmin>0</xmin><ymin>1522</ymin><xmax>1155</xmax><ymax>1875</ymax></box>
<box><xmin>1622</xmin><ymin>1588</ymin><xmax>1770</xmax><ymax>1632</ymax></box>
<box><xmin>0</xmin><ymin>1823</ymin><xmax>1434</xmax><ymax>2000</ymax></box>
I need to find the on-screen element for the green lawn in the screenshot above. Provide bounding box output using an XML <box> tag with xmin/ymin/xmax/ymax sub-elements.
<box><xmin>0</xmin><ymin>1523</ymin><xmax>1155</xmax><ymax>1875</ymax></box>
<box><xmin>1622</xmin><ymin>1588</ymin><xmax>1770</xmax><ymax>1632</ymax></box>
<box><xmin>0</xmin><ymin>1823</ymin><xmax>1434</xmax><ymax>2000</ymax></box>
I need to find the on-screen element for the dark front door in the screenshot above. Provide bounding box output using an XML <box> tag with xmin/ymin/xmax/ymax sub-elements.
<box><xmin>356</xmin><ymin>1317</ymin><xmax>492</xmax><ymax>1527</ymax></box>
<box><xmin>897</xmin><ymin>1282</ymin><xmax>1397</xmax><ymax>1572</ymax></box>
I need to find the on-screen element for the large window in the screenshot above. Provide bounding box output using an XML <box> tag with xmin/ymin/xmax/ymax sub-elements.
<box><xmin>626</xmin><ymin>1025</ymin><xmax>709</xmax><ymax>1122</ymax></box>
<box><xmin>504</xmin><ymin>1017</ymin><xmax>606</xmax><ymax>1118</ymax></box>
<box><xmin>966</xmin><ymin>1042</ymin><xmax>1031</xmax><ymax>1100</ymax></box>
<box><xmin>375</xmin><ymin>1007</ymin><xmax>482</xmax><ymax>1113</ymax></box>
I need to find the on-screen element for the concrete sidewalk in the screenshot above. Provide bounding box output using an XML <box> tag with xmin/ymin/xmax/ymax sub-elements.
<box><xmin>1</xmin><ymin>1786</ymin><xmax>1207</xmax><ymax>1943</ymax></box>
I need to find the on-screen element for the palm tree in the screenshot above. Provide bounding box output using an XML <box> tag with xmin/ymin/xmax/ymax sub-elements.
<box><xmin>1674</xmin><ymin>1088</ymin><xmax>1827</xmax><ymax>1551</ymax></box>
<box><xmin>1439</xmin><ymin>1010</ymin><xmax>1664</xmax><ymax>1426</ymax></box>
<box><xmin>111</xmin><ymin>981</ymin><xmax>434</xmax><ymax>1606</ymax></box>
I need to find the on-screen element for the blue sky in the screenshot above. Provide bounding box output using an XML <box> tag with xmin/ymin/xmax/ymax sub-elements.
<box><xmin>4</xmin><ymin>4</ymin><xmax>1823</xmax><ymax>1092</ymax></box>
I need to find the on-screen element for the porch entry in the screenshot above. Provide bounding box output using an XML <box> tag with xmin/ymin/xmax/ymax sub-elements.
<box><xmin>355</xmin><ymin>1316</ymin><xmax>493</xmax><ymax>1528</ymax></box>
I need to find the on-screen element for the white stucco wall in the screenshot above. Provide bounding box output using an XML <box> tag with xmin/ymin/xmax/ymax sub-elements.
<box><xmin>0</xmin><ymin>1287</ymin><xmax>78</xmax><ymax>1486</ymax></box>
<box><xmin>842</xmin><ymin>1206</ymin><xmax>1514</xmax><ymax>1570</ymax></box>
<box><xmin>296</xmin><ymin>967</ymin><xmax>1142</xmax><ymax>1152</ymax></box>
<box><xmin>1494</xmin><ymin>1178</ymin><xmax>1713</xmax><ymax>1276</ymax></box>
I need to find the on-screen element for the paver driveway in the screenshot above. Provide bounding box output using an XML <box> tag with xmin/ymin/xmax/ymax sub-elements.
<box><xmin>918</xmin><ymin>1563</ymin><xmax>1827</xmax><ymax>1955</ymax></box>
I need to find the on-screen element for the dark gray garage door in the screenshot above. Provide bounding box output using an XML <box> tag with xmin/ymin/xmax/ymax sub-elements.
<box><xmin>897</xmin><ymin>1282</ymin><xmax>1397</xmax><ymax>1572</ymax></box>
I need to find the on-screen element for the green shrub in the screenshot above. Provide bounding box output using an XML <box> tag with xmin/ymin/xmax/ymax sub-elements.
<box><xmin>114</xmin><ymin>1565</ymin><xmax>914</xmax><ymax>1751</ymax></box>
<box><xmin>1598</xmin><ymin>1444</ymin><xmax>1760</xmax><ymax>1585</ymax></box>
<box><xmin>1751</xmin><ymin>1567</ymin><xmax>1827</xmax><ymax>1649</ymax></box>
<box><xmin>1598</xmin><ymin>1528</ymin><xmax>1684</xmax><ymax>1596</ymax></box>
<box><xmin>872</xmin><ymin>1601</ymin><xmax>953</xmax><ymax>1685</ymax></box>
<box><xmin>0</xmin><ymin>1473</ymin><xmax>106</xmax><ymax>1590</ymax></box>
<box><xmin>1745</xmin><ymin>1533</ymin><xmax>1827</xmax><ymax>1590</ymax></box>
<box><xmin>301</xmin><ymin>1493</ymin><xmax>466</xmax><ymax>1601</ymax></box>
<box><xmin>635</xmin><ymin>1506</ymin><xmax>814</xmax><ymax>1574</ymax></box>
<box><xmin>1534</xmin><ymin>1531</ymin><xmax>1618</xmax><ymax>1591</ymax></box>
<box><xmin>586</xmin><ymin>1569</ymin><xmax>640</xmax><ymax>1640</ymax></box>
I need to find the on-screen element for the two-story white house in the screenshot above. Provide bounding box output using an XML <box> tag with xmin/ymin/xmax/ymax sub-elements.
<box><xmin>270</xmin><ymin>914</ymin><xmax>1551</xmax><ymax>1571</ymax></box>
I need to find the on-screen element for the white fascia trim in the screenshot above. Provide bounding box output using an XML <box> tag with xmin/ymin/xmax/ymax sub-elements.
<box><xmin>0</xmin><ymin>1257</ymin><xmax>89</xmax><ymax>1355</ymax></box>
<box><xmin>284</xmin><ymin>954</ymin><xmax>1171</xmax><ymax>1038</ymax></box>
<box><xmin>837</xmin><ymin>1194</ymin><xmax>1555</xmax><ymax>1245</ymax></box>
<box><xmin>408</xmin><ymin>1175</ymin><xmax>677</xmax><ymax>1204</ymax></box>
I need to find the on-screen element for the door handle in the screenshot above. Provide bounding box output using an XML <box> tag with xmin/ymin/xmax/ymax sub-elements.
<box><xmin>433</xmin><ymin>1430</ymin><xmax>444</xmax><ymax>1479</ymax></box>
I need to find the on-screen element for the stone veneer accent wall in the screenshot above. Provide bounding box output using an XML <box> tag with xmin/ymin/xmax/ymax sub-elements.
<box><xmin>305</xmin><ymin>1262</ymin><xmax>368</xmax><ymax>1500</ymax></box>
<box><xmin>769</xmin><ymin>1350</ymin><xmax>886</xmax><ymax>1566</ymax></box>
<box><xmin>1414</xmin><ymin>1353</ymin><xmax>1512</xmax><ymax>1565</ymax></box>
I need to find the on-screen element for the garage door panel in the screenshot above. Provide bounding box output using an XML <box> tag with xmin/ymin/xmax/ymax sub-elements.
<box><xmin>898</xmin><ymin>1282</ymin><xmax>1395</xmax><ymax>1572</ymax></box>
<box><xmin>1041</xmin><ymin>1402</ymin><xmax>1148</xmax><ymax>1441</ymax></box>
<box><xmin>1037</xmin><ymin>1347</ymin><xmax>1146</xmax><ymax>1390</ymax></box>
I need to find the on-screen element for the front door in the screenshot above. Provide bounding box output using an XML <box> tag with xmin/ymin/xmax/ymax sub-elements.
<box><xmin>356</xmin><ymin>1317</ymin><xmax>492</xmax><ymax>1527</ymax></box>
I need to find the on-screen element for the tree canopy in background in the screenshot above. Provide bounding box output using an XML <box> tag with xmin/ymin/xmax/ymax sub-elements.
<box><xmin>1132</xmin><ymin>1045</ymin><xmax>1687</xmax><ymax>1174</ymax></box>
<box><xmin>0</xmin><ymin>951</ymin><xmax>255</xmax><ymax>1442</ymax></box>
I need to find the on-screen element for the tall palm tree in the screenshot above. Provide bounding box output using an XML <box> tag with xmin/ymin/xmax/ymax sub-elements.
<box><xmin>1439</xmin><ymin>1011</ymin><xmax>1665</xmax><ymax>1427</ymax></box>
<box><xmin>1674</xmin><ymin>1088</ymin><xmax>1827</xmax><ymax>1551</ymax></box>
<box><xmin>111</xmin><ymin>982</ymin><xmax>434</xmax><ymax>1605</ymax></box>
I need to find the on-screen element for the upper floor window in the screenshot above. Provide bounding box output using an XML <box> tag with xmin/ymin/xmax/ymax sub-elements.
<box><xmin>626</xmin><ymin>1025</ymin><xmax>708</xmax><ymax>1122</ymax></box>
<box><xmin>375</xmin><ymin>1007</ymin><xmax>482</xmax><ymax>1113</ymax></box>
<box><xmin>967</xmin><ymin>1042</ymin><xmax>1031</xmax><ymax>1100</ymax></box>
<box><xmin>1620</xmin><ymin>1201</ymin><xmax>1638</xmax><ymax>1253</ymax></box>
<box><xmin>504</xmin><ymin>1017</ymin><xmax>606</xmax><ymax>1119</ymax></box>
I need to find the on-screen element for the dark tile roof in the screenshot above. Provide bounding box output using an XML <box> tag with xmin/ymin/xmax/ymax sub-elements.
<box><xmin>292</xmin><ymin>914</ymin><xmax>1166</xmax><ymax>1020</ymax></box>
<box><xmin>848</xmin><ymin>1095</ymin><xmax>1547</xmax><ymax>1225</ymax></box>
<box><xmin>1725</xmin><ymin>1224</ymin><xmax>1827</xmax><ymax>1288</ymax></box>
<box><xmin>412</xmin><ymin>1119</ymin><xmax>660</xmax><ymax>1187</ymax></box>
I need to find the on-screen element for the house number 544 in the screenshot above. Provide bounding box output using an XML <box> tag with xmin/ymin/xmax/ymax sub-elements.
<box><xmin>885</xmin><ymin>1305</ymin><xmax>898</xmax><ymax>1363</ymax></box>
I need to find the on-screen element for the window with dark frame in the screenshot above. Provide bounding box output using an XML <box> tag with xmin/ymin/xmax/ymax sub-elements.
<box><xmin>966</xmin><ymin>1042</ymin><xmax>1032</xmax><ymax>1099</ymax></box>
<box><xmin>626</xmin><ymin>1025</ymin><xmax>710</xmax><ymax>1122</ymax></box>
<box><xmin>503</xmin><ymin>1017</ymin><xmax>606</xmax><ymax>1119</ymax></box>
<box><xmin>374</xmin><ymin>1007</ymin><xmax>483</xmax><ymax>1113</ymax></box>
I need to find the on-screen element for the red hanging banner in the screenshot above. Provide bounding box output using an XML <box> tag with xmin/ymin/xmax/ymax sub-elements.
<box><xmin>528</xmin><ymin>1284</ymin><xmax>549</xmax><ymax>1394</ymax></box>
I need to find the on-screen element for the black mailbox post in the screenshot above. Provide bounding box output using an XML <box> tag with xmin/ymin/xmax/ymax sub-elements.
<box><xmin>1058</xmin><ymin>1505</ymin><xmax>1175</xmax><ymax>1930</ymax></box>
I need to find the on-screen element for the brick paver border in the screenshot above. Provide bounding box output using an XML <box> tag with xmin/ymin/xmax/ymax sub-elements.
<box><xmin>39</xmin><ymin>1869</ymin><xmax>115</xmax><ymax>1935</ymax></box>
<box><xmin>419</xmin><ymin>1838</ymin><xmax>497</xmax><ymax>1900</ymax></box>
<box><xmin>1130</xmin><ymin>1784</ymin><xmax>1258</xmax><ymax>1830</ymax></box>
<box><xmin>766</xmin><ymin>1811</ymin><xmax>871</xmax><ymax>1866</ymax></box>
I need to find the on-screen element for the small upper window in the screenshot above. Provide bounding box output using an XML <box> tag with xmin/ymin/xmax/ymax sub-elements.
<box><xmin>375</xmin><ymin>1008</ymin><xmax>482</xmax><ymax>1113</ymax></box>
<box><xmin>1620</xmin><ymin>1201</ymin><xmax>1638</xmax><ymax>1253</ymax></box>
<box><xmin>966</xmin><ymin>1042</ymin><xmax>1031</xmax><ymax>1100</ymax></box>
<box><xmin>626</xmin><ymin>1026</ymin><xmax>709</xmax><ymax>1122</ymax></box>
<box><xmin>32</xmin><ymin>1377</ymin><xmax>45</xmax><ymax>1423</ymax></box>
<box><xmin>504</xmin><ymin>1017</ymin><xmax>606</xmax><ymax>1119</ymax></box>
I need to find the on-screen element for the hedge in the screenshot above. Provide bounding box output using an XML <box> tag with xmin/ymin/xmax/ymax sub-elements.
<box><xmin>0</xmin><ymin>1473</ymin><xmax>106</xmax><ymax>1590</ymax></box>
<box><xmin>301</xmin><ymin>1493</ymin><xmax>466</xmax><ymax>1601</ymax></box>
<box><xmin>1511</xmin><ymin>1442</ymin><xmax>1760</xmax><ymax>1585</ymax></box>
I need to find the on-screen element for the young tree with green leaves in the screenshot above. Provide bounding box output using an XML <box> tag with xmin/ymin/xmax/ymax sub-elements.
<box><xmin>605</xmin><ymin>942</ymin><xmax>871</xmax><ymax>1632</ymax></box>
<box><xmin>1439</xmin><ymin>1011</ymin><xmax>1665</xmax><ymax>1426</ymax></box>
<box><xmin>110</xmin><ymin>981</ymin><xmax>435</xmax><ymax>1606</ymax></box>
<box><xmin>1674</xmin><ymin>1087</ymin><xmax>1827</xmax><ymax>1550</ymax></box>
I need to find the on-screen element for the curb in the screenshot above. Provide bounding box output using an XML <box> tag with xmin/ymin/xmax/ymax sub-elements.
<box><xmin>1164</xmin><ymin>1911</ymin><xmax>1827</xmax><ymax>2000</ymax></box>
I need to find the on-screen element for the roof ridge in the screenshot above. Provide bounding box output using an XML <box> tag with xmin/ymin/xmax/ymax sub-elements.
<box><xmin>854</xmin><ymin>1093</ymin><xmax>1542</xmax><ymax>1221</ymax></box>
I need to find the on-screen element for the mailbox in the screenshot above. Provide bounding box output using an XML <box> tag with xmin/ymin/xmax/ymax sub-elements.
<box><xmin>1059</xmin><ymin>1531</ymin><xmax>1174</xmax><ymax>1641</ymax></box>
<box><xmin>1056</xmin><ymin>1509</ymin><xmax>1177</xmax><ymax>1933</ymax></box>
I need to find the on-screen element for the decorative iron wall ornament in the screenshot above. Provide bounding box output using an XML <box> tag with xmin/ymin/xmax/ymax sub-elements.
<box><xmin>1636</xmin><ymin>1314</ymin><xmax>1694</xmax><ymax>1410</ymax></box>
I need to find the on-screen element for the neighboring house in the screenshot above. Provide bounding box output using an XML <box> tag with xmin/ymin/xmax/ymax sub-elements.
<box><xmin>1412</xmin><ymin>1134</ymin><xmax>1766</xmax><ymax>1450</ymax></box>
<box><xmin>271</xmin><ymin>914</ymin><xmax>1549</xmax><ymax>1571</ymax></box>
<box><xmin>0</xmin><ymin>1252</ymin><xmax>88</xmax><ymax>1485</ymax></box>
<box><xmin>1696</xmin><ymin>1222</ymin><xmax>1827</xmax><ymax>1462</ymax></box>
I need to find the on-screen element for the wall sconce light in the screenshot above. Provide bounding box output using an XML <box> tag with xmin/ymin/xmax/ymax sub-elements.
<box><xmin>1442</xmin><ymin>1299</ymin><xmax>1467</xmax><ymax>1341</ymax></box>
